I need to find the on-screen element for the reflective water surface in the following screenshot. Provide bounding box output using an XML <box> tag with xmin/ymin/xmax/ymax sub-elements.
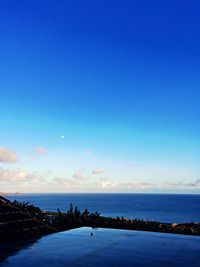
<box><xmin>1</xmin><ymin>227</ymin><xmax>200</xmax><ymax>267</ymax></box>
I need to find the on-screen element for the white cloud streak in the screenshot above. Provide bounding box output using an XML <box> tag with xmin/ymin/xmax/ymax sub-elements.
<box><xmin>53</xmin><ymin>177</ymin><xmax>76</xmax><ymax>186</ymax></box>
<box><xmin>0</xmin><ymin>168</ymin><xmax>43</xmax><ymax>184</ymax></box>
<box><xmin>0</xmin><ymin>165</ymin><xmax>199</xmax><ymax>192</ymax></box>
<box><xmin>100</xmin><ymin>178</ymin><xmax>200</xmax><ymax>191</ymax></box>
<box><xmin>92</xmin><ymin>168</ymin><xmax>105</xmax><ymax>175</ymax></box>
<box><xmin>0</xmin><ymin>147</ymin><xmax>18</xmax><ymax>163</ymax></box>
<box><xmin>72</xmin><ymin>170</ymin><xmax>90</xmax><ymax>181</ymax></box>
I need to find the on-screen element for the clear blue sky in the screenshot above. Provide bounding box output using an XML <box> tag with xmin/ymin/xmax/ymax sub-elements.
<box><xmin>0</xmin><ymin>0</ymin><xmax>200</xmax><ymax>193</ymax></box>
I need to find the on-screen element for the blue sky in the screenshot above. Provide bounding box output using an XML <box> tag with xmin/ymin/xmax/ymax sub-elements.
<box><xmin>0</xmin><ymin>0</ymin><xmax>200</xmax><ymax>193</ymax></box>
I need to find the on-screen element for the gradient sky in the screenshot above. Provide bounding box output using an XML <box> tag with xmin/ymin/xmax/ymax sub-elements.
<box><xmin>0</xmin><ymin>0</ymin><xmax>200</xmax><ymax>193</ymax></box>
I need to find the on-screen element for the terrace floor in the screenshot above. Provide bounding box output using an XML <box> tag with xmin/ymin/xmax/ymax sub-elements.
<box><xmin>0</xmin><ymin>227</ymin><xmax>200</xmax><ymax>267</ymax></box>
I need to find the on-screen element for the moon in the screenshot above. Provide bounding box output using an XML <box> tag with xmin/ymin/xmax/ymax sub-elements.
<box><xmin>61</xmin><ymin>135</ymin><xmax>65</xmax><ymax>139</ymax></box>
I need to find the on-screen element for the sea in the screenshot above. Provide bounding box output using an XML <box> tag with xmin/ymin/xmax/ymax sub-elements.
<box><xmin>6</xmin><ymin>193</ymin><xmax>200</xmax><ymax>223</ymax></box>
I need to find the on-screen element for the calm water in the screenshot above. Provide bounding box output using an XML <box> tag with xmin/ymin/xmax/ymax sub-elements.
<box><xmin>1</xmin><ymin>227</ymin><xmax>200</xmax><ymax>267</ymax></box>
<box><xmin>6</xmin><ymin>193</ymin><xmax>200</xmax><ymax>223</ymax></box>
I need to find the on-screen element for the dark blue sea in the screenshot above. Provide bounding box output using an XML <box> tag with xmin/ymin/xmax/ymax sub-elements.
<box><xmin>6</xmin><ymin>193</ymin><xmax>200</xmax><ymax>223</ymax></box>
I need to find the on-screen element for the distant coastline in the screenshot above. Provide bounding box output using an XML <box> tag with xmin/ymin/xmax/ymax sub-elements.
<box><xmin>0</xmin><ymin>192</ymin><xmax>22</xmax><ymax>196</ymax></box>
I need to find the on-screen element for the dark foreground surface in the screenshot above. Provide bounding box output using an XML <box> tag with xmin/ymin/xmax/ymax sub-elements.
<box><xmin>1</xmin><ymin>227</ymin><xmax>200</xmax><ymax>267</ymax></box>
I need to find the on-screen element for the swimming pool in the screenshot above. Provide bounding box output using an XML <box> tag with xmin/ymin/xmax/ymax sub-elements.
<box><xmin>1</xmin><ymin>227</ymin><xmax>200</xmax><ymax>267</ymax></box>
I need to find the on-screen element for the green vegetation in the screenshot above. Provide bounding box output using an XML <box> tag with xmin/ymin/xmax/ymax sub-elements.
<box><xmin>0</xmin><ymin>196</ymin><xmax>56</xmax><ymax>242</ymax></box>
<box><xmin>1</xmin><ymin>196</ymin><xmax>199</xmax><ymax>242</ymax></box>
<box><xmin>50</xmin><ymin>203</ymin><xmax>200</xmax><ymax>236</ymax></box>
<box><xmin>12</xmin><ymin>200</ymin><xmax>47</xmax><ymax>221</ymax></box>
<box><xmin>51</xmin><ymin>204</ymin><xmax>100</xmax><ymax>230</ymax></box>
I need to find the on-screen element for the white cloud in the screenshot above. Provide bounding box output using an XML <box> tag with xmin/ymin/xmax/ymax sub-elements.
<box><xmin>0</xmin><ymin>167</ymin><xmax>42</xmax><ymax>184</ymax></box>
<box><xmin>92</xmin><ymin>168</ymin><xmax>105</xmax><ymax>175</ymax></box>
<box><xmin>100</xmin><ymin>177</ymin><xmax>118</xmax><ymax>189</ymax></box>
<box><xmin>191</xmin><ymin>179</ymin><xmax>200</xmax><ymax>187</ymax></box>
<box><xmin>0</xmin><ymin>147</ymin><xmax>18</xmax><ymax>163</ymax></box>
<box><xmin>53</xmin><ymin>177</ymin><xmax>76</xmax><ymax>186</ymax></box>
<box><xmin>161</xmin><ymin>179</ymin><xmax>200</xmax><ymax>190</ymax></box>
<box><xmin>53</xmin><ymin>176</ymin><xmax>90</xmax><ymax>188</ymax></box>
<box><xmin>72</xmin><ymin>170</ymin><xmax>90</xmax><ymax>180</ymax></box>
<box><xmin>99</xmin><ymin>178</ymin><xmax>200</xmax><ymax>191</ymax></box>
<box><xmin>35</xmin><ymin>147</ymin><xmax>48</xmax><ymax>155</ymax></box>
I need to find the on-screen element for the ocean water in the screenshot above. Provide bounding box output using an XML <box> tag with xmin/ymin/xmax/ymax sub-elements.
<box><xmin>6</xmin><ymin>193</ymin><xmax>200</xmax><ymax>223</ymax></box>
